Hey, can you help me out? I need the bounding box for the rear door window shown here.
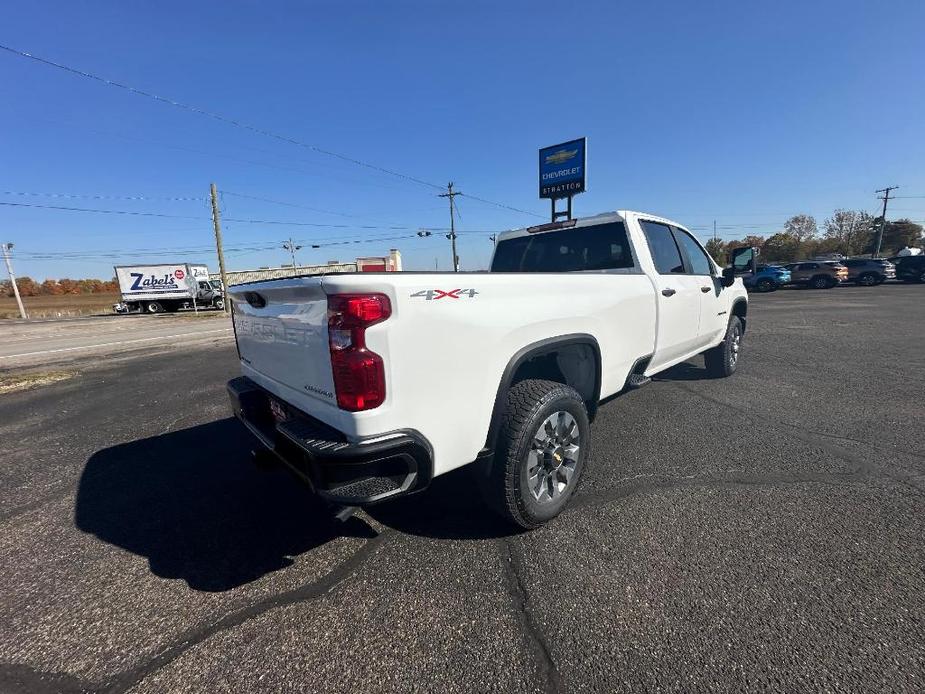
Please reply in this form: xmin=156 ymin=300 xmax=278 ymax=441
xmin=640 ymin=220 xmax=685 ymax=274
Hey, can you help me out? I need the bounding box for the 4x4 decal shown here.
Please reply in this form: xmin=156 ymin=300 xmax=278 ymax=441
xmin=410 ymin=288 xmax=479 ymax=300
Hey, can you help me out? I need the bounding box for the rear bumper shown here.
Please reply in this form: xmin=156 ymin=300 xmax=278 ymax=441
xmin=227 ymin=376 xmax=433 ymax=505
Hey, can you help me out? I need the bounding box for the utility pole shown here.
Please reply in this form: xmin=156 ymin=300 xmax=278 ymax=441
xmin=209 ymin=183 xmax=230 ymax=312
xmin=282 ymin=237 xmax=302 ymax=268
xmin=438 ymin=182 xmax=460 ymax=272
xmin=873 ymin=186 xmax=899 ymax=258
xmin=713 ymin=220 xmax=717 ymax=244
xmin=1 ymin=242 xmax=27 ymax=319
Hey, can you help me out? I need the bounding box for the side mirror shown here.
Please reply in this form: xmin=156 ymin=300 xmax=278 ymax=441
xmin=721 ymin=267 xmax=736 ymax=287
xmin=730 ymin=246 xmax=757 ymax=273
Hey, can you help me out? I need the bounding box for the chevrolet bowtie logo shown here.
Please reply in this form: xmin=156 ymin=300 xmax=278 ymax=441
xmin=545 ymin=148 xmax=578 ymax=165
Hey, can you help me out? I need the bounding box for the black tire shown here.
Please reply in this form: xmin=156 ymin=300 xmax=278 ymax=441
xmin=214 ymin=298 xmax=225 ymax=311
xmin=857 ymin=272 xmax=878 ymax=287
xmin=755 ymin=278 xmax=776 ymax=293
xmin=704 ymin=315 xmax=743 ymax=378
xmin=484 ymin=379 xmax=590 ymax=529
xmin=811 ymin=275 xmax=833 ymax=289
xmin=144 ymin=301 xmax=164 ymax=314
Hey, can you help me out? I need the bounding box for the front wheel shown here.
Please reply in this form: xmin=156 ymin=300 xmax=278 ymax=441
xmin=214 ymin=298 xmax=225 ymax=311
xmin=704 ymin=315 xmax=743 ymax=378
xmin=144 ymin=301 xmax=164 ymax=314
xmin=811 ymin=275 xmax=833 ymax=289
xmin=857 ymin=272 xmax=878 ymax=286
xmin=484 ymin=379 xmax=590 ymax=529
xmin=755 ymin=278 xmax=776 ymax=292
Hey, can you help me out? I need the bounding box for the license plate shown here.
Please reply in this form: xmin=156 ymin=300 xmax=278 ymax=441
xmin=269 ymin=398 xmax=289 ymax=423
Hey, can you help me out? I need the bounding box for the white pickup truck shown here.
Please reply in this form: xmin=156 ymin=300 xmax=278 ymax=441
xmin=226 ymin=211 xmax=750 ymax=527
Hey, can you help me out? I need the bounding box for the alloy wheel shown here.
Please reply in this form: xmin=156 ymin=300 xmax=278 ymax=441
xmin=526 ymin=411 xmax=580 ymax=504
xmin=729 ymin=325 xmax=741 ymax=367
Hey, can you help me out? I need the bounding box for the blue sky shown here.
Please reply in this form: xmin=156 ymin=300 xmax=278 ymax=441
xmin=2 ymin=0 xmax=924 ymax=280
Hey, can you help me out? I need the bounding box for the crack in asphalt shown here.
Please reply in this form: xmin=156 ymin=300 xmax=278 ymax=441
xmin=499 ymin=538 xmax=563 ymax=694
xmin=667 ymin=381 xmax=925 ymax=495
xmin=92 ymin=529 xmax=392 ymax=694
xmin=571 ymin=469 xmax=870 ymax=512
xmin=0 ymin=662 xmax=95 ymax=694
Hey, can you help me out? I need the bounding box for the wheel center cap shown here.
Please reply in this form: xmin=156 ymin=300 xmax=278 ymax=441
xmin=545 ymin=447 xmax=566 ymax=471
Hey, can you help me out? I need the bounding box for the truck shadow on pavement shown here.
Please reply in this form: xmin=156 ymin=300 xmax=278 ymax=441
xmin=75 ymin=418 xmax=376 ymax=593
xmin=367 ymin=467 xmax=519 ymax=541
xmin=651 ymin=361 xmax=714 ymax=382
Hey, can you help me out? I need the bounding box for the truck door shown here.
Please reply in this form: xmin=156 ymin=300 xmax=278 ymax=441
xmin=639 ymin=220 xmax=702 ymax=370
xmin=672 ymin=227 xmax=727 ymax=347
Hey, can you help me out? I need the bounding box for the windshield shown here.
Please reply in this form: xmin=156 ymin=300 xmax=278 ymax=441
xmin=210 ymin=280 xmax=223 ymax=290
xmin=490 ymin=222 xmax=633 ymax=272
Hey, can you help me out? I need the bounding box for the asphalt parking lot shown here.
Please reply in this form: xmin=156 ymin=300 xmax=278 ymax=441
xmin=1 ymin=283 xmax=923 ymax=693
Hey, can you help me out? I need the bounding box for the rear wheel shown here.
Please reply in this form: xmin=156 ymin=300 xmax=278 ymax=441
xmin=811 ymin=275 xmax=833 ymax=289
xmin=484 ymin=379 xmax=590 ymax=529
xmin=705 ymin=315 xmax=743 ymax=378
xmin=144 ymin=301 xmax=164 ymax=314
xmin=858 ymin=272 xmax=878 ymax=286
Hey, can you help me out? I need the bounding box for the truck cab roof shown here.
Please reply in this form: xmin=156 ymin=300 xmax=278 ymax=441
xmin=495 ymin=210 xmax=691 ymax=244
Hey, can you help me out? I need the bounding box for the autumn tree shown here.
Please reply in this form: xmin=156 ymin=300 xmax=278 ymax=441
xmin=866 ymin=218 xmax=925 ymax=256
xmin=57 ymin=279 xmax=80 ymax=294
xmin=822 ymin=210 xmax=874 ymax=257
xmin=704 ymin=238 xmax=728 ymax=265
xmin=761 ymin=233 xmax=801 ymax=262
xmin=40 ymin=279 xmax=63 ymax=295
xmin=783 ymin=214 xmax=818 ymax=241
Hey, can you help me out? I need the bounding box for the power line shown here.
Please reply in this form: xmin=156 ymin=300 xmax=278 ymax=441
xmin=0 ymin=200 xmax=204 ymax=220
xmin=0 ymin=43 xmax=444 ymax=190
xmin=0 ymin=199 xmax=509 ymax=234
xmin=0 ymin=44 xmax=547 ymax=220
xmin=460 ymin=193 xmax=544 ymax=219
xmin=0 ymin=190 xmax=205 ymax=202
xmin=220 ymin=190 xmax=374 ymax=220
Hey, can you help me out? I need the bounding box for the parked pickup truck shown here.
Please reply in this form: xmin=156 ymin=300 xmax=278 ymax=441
xmin=226 ymin=211 xmax=750 ymax=528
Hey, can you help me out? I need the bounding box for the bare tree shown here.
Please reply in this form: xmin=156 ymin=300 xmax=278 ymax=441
xmin=783 ymin=214 xmax=818 ymax=241
xmin=823 ymin=210 xmax=874 ymax=257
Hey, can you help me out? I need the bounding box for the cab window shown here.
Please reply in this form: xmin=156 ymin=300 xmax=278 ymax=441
xmin=640 ymin=220 xmax=684 ymax=274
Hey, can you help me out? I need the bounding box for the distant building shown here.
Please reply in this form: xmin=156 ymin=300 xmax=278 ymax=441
xmin=357 ymin=249 xmax=402 ymax=272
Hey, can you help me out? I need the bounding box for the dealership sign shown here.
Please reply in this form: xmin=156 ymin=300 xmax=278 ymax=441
xmin=539 ymin=137 xmax=587 ymax=200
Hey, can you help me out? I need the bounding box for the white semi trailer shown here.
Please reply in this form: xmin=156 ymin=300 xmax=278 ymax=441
xmin=113 ymin=263 xmax=225 ymax=314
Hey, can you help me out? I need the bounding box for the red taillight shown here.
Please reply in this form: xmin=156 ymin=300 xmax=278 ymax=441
xmin=327 ymin=293 xmax=391 ymax=411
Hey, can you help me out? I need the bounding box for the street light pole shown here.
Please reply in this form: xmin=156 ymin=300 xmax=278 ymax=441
xmin=1 ymin=242 xmax=27 ymax=320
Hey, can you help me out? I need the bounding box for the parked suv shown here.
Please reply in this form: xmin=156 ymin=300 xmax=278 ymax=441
xmin=842 ymin=258 xmax=896 ymax=285
xmin=743 ymin=264 xmax=791 ymax=292
xmin=894 ymin=255 xmax=925 ymax=283
xmin=784 ymin=261 xmax=848 ymax=289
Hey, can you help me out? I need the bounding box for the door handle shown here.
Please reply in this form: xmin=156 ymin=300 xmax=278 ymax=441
xmin=661 ymin=288 xmax=676 ymax=297
xmin=701 ymin=286 xmax=712 ymax=293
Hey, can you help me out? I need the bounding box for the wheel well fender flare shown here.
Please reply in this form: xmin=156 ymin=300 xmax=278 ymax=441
xmin=730 ymin=298 xmax=748 ymax=332
xmin=481 ymin=334 xmax=602 ymax=456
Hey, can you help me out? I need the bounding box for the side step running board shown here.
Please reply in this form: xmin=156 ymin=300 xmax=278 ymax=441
xmin=626 ymin=373 xmax=651 ymax=389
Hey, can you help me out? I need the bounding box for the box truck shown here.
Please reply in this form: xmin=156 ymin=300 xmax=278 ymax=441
xmin=113 ymin=263 xmax=225 ymax=314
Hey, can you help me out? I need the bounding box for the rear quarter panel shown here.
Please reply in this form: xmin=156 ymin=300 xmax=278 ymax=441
xmin=320 ymin=272 xmax=656 ymax=476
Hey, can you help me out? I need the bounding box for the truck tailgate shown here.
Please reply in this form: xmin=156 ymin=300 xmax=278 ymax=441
xmin=228 ymin=278 xmax=337 ymax=407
